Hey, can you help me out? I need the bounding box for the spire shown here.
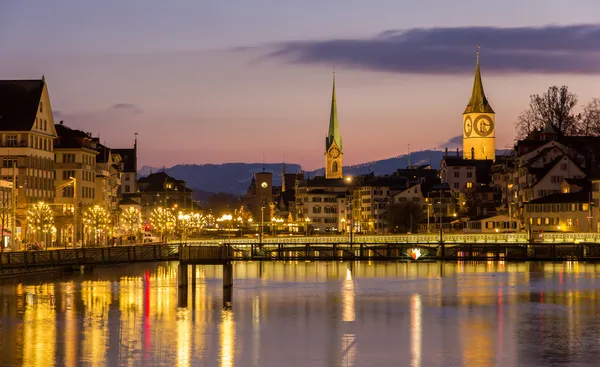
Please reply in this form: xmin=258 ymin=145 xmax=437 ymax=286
xmin=464 ymin=46 xmax=494 ymax=114
xmin=325 ymin=70 xmax=342 ymax=152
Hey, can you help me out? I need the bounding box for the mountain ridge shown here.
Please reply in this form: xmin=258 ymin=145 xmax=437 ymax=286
xmin=138 ymin=150 xmax=509 ymax=196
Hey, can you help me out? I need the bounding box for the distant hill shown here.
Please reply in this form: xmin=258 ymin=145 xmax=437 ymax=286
xmin=138 ymin=150 xmax=508 ymax=196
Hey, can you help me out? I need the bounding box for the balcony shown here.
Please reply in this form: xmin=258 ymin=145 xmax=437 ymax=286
xmin=96 ymin=167 xmax=110 ymax=177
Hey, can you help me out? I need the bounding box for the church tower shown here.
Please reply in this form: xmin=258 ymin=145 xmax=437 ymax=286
xmin=463 ymin=48 xmax=495 ymax=161
xmin=325 ymin=72 xmax=343 ymax=179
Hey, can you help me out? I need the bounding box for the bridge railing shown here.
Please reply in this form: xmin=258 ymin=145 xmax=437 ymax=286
xmin=176 ymin=232 xmax=531 ymax=245
xmin=536 ymin=232 xmax=600 ymax=243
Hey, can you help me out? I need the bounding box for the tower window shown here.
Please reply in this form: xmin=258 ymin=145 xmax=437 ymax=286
xmin=332 ymin=161 xmax=338 ymax=172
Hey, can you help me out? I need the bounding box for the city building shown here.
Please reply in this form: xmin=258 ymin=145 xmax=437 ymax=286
xmin=113 ymin=136 xmax=138 ymax=197
xmin=0 ymin=78 xmax=58 ymax=244
xmin=137 ymin=171 xmax=196 ymax=219
xmin=462 ymin=50 xmax=496 ymax=161
xmin=351 ymin=174 xmax=408 ymax=234
xmin=325 ymin=73 xmax=343 ymax=179
xmin=295 ymin=176 xmax=351 ymax=233
xmin=53 ymin=122 xmax=99 ymax=246
xmin=524 ymin=190 xmax=592 ymax=233
xmin=463 ymin=214 xmax=521 ymax=233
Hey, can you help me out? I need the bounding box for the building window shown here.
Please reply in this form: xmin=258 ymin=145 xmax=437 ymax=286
xmin=63 ymin=170 xmax=75 ymax=180
xmin=63 ymin=186 xmax=74 ymax=197
xmin=454 ymin=172 xmax=459 ymax=178
xmin=466 ymin=182 xmax=473 ymax=189
xmin=1 ymin=158 xmax=16 ymax=168
xmin=39 ymin=102 xmax=43 ymax=113
xmin=453 ymin=183 xmax=459 ymax=189
xmin=125 ymin=185 xmax=130 ymax=192
xmin=467 ymin=172 xmax=473 ymax=178
xmin=6 ymin=135 xmax=17 ymax=147
xmin=44 ymin=120 xmax=47 ymax=130
xmin=64 ymin=154 xmax=75 ymax=163
xmin=332 ymin=161 xmax=338 ymax=172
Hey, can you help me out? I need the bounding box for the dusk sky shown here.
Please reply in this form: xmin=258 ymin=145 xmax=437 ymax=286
xmin=2 ymin=1 xmax=600 ymax=170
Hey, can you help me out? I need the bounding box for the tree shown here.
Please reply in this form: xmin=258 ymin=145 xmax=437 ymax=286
xmin=206 ymin=192 xmax=239 ymax=216
xmin=84 ymin=206 xmax=110 ymax=246
xmin=27 ymin=202 xmax=54 ymax=249
xmin=579 ymin=98 xmax=600 ymax=136
xmin=515 ymin=85 xmax=580 ymax=138
xmin=150 ymin=207 xmax=175 ymax=241
xmin=121 ymin=207 xmax=142 ymax=242
xmin=386 ymin=202 xmax=422 ymax=234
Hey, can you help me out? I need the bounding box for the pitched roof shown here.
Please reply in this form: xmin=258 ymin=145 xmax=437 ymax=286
xmin=528 ymin=190 xmax=590 ymax=204
xmin=0 ymin=79 xmax=44 ymax=131
xmin=138 ymin=171 xmax=194 ymax=193
xmin=112 ymin=148 xmax=136 ymax=172
xmin=463 ymin=53 xmax=494 ymax=114
xmin=54 ymin=123 xmax=96 ymax=150
xmin=325 ymin=73 xmax=342 ymax=152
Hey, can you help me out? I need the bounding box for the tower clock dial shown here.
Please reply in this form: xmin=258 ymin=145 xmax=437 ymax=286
xmin=329 ymin=147 xmax=341 ymax=158
xmin=464 ymin=116 xmax=473 ymax=137
xmin=473 ymin=115 xmax=494 ymax=137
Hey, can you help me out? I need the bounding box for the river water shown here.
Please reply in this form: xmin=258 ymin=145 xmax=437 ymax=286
xmin=1 ymin=261 xmax=600 ymax=366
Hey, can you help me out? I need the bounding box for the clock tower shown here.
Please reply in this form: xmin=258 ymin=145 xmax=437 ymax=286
xmin=463 ymin=49 xmax=495 ymax=161
xmin=325 ymin=72 xmax=343 ymax=179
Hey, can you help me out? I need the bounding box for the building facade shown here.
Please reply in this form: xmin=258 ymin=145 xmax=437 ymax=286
xmin=0 ymin=78 xmax=58 ymax=245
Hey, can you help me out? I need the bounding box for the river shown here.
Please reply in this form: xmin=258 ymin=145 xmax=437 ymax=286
xmin=1 ymin=261 xmax=600 ymax=366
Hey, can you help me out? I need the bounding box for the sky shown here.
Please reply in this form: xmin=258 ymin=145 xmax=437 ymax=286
xmin=2 ymin=0 xmax=600 ymax=170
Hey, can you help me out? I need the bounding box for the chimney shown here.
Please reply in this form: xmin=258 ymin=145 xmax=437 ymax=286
xmin=456 ymin=148 xmax=459 ymax=157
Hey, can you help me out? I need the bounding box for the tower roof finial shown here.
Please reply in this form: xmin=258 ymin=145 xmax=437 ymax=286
xmin=464 ymin=45 xmax=494 ymax=114
xmin=325 ymin=70 xmax=342 ymax=153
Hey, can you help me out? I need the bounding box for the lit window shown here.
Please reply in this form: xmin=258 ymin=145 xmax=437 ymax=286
xmin=466 ymin=182 xmax=473 ymax=189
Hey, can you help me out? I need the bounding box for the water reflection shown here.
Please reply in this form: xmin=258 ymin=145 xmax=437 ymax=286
xmin=342 ymin=268 xmax=355 ymax=322
xmin=2 ymin=261 xmax=600 ymax=366
xmin=410 ymin=294 xmax=422 ymax=367
xmin=220 ymin=309 xmax=235 ymax=367
xmin=22 ymin=284 xmax=56 ymax=367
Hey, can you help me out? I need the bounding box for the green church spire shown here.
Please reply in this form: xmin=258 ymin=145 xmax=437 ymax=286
xmin=464 ymin=47 xmax=494 ymax=114
xmin=325 ymin=71 xmax=342 ymax=152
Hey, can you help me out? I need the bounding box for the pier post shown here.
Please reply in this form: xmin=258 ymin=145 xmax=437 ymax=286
xmin=178 ymin=263 xmax=189 ymax=307
xmin=191 ymin=265 xmax=196 ymax=288
xmin=223 ymin=263 xmax=233 ymax=309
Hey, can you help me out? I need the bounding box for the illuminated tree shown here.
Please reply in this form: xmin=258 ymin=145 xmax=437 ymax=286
xmin=121 ymin=207 xmax=142 ymax=241
xmin=150 ymin=207 xmax=175 ymax=241
xmin=84 ymin=205 xmax=110 ymax=246
xmin=27 ymin=202 xmax=54 ymax=248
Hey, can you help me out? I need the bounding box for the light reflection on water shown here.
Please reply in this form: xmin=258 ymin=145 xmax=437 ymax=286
xmin=1 ymin=261 xmax=600 ymax=366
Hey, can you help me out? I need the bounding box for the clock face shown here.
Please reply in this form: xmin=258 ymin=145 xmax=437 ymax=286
xmin=473 ymin=115 xmax=494 ymax=137
xmin=260 ymin=182 xmax=268 ymax=189
xmin=464 ymin=116 xmax=473 ymax=137
xmin=329 ymin=147 xmax=340 ymax=158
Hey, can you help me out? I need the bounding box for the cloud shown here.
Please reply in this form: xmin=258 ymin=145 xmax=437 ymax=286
xmin=110 ymin=103 xmax=142 ymax=114
xmin=439 ymin=135 xmax=462 ymax=149
xmin=264 ymin=24 xmax=600 ymax=74
xmin=54 ymin=103 xmax=142 ymax=123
